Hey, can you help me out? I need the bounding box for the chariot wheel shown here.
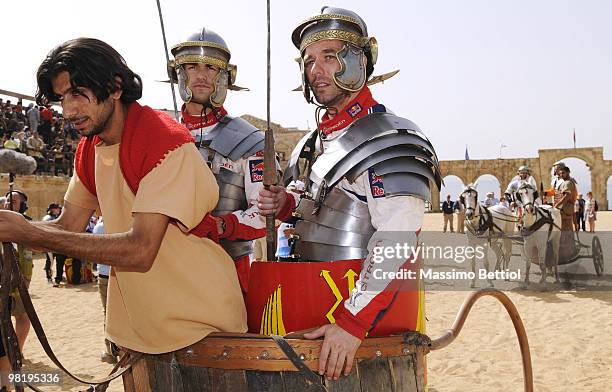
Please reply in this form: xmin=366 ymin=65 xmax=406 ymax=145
xmin=592 ymin=236 xmax=604 ymax=276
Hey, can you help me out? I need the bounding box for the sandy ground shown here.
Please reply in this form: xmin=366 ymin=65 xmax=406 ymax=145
xmin=13 ymin=212 xmax=612 ymax=391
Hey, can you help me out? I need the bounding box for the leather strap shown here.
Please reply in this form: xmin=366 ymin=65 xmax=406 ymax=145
xmin=270 ymin=334 xmax=326 ymax=391
xmin=0 ymin=243 xmax=24 ymax=392
xmin=1 ymin=243 xmax=142 ymax=390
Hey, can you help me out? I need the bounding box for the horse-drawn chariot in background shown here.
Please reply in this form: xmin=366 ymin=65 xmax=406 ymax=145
xmin=459 ymin=183 xmax=604 ymax=287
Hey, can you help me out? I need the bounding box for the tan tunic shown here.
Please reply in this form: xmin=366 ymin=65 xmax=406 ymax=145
xmin=65 ymin=142 xmax=247 ymax=354
xmin=558 ymin=179 xmax=578 ymax=217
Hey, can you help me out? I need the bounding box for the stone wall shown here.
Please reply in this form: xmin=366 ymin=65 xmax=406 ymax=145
xmin=0 ymin=174 xmax=70 ymax=220
xmin=241 ymin=115 xmax=309 ymax=169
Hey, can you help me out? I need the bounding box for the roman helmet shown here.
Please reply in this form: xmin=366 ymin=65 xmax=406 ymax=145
xmin=168 ymin=27 xmax=238 ymax=107
xmin=291 ymin=6 xmax=379 ymax=103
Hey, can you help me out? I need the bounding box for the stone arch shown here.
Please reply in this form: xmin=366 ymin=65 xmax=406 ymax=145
xmin=548 ymin=157 xmax=592 ymax=195
xmin=441 ymin=175 xmax=466 ymax=202
xmin=537 ymin=148 xmax=603 ymax=206
xmin=474 ymin=173 xmax=501 ymax=202
xmin=433 ymin=163 xmax=471 ymax=212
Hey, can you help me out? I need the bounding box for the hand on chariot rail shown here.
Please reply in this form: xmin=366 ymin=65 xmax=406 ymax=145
xmin=303 ymin=324 xmax=362 ymax=381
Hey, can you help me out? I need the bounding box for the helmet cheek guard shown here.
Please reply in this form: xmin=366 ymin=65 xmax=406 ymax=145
xmin=210 ymin=68 xmax=229 ymax=107
xmin=176 ymin=65 xmax=193 ymax=104
xmin=174 ymin=63 xmax=236 ymax=107
xmin=334 ymin=43 xmax=367 ymax=92
xmin=298 ymin=58 xmax=311 ymax=103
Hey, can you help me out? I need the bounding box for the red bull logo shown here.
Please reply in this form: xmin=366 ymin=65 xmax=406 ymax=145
xmin=347 ymin=102 xmax=363 ymax=118
xmin=369 ymin=168 xmax=385 ymax=198
xmin=249 ymin=159 xmax=264 ymax=182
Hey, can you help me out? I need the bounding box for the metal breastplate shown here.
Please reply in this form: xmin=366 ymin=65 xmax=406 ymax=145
xmin=284 ymin=112 xmax=442 ymax=203
xmin=285 ymin=111 xmax=443 ymax=262
xmin=211 ymin=167 xmax=253 ymax=259
xmin=292 ymin=187 xmax=375 ymax=261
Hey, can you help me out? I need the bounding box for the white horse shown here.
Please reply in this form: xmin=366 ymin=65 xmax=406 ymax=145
xmin=515 ymin=183 xmax=562 ymax=286
xmin=460 ymin=185 xmax=515 ymax=288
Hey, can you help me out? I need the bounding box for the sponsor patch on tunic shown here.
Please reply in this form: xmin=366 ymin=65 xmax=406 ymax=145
xmin=368 ymin=168 xmax=385 ymax=198
xmin=249 ymin=159 xmax=264 ymax=182
xmin=346 ymin=102 xmax=363 ymax=118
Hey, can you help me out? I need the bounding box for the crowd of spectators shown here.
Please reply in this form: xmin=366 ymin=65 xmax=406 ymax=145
xmin=0 ymin=97 xmax=79 ymax=176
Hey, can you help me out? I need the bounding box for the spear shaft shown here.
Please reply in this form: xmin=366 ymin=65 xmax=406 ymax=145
xmin=263 ymin=0 xmax=277 ymax=260
xmin=155 ymin=0 xmax=179 ymax=122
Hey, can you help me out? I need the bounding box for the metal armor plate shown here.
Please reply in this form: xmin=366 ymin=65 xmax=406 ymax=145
xmin=211 ymin=167 xmax=253 ymax=259
xmin=292 ymin=187 xmax=375 ymax=261
xmin=202 ymin=116 xmax=264 ymax=161
xmin=285 ymin=112 xmax=442 ymax=202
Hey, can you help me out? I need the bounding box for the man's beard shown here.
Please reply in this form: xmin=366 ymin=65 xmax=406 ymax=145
xmin=85 ymin=101 xmax=115 ymax=139
xmin=187 ymin=92 xmax=214 ymax=112
xmin=189 ymin=92 xmax=212 ymax=106
xmin=312 ymin=82 xmax=349 ymax=108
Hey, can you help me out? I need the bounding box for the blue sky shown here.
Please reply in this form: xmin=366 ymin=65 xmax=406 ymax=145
xmin=2 ymin=0 xmax=611 ymax=202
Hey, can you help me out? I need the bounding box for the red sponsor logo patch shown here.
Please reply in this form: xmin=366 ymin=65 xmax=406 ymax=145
xmin=249 ymin=159 xmax=264 ymax=182
xmin=369 ymin=168 xmax=385 ymax=198
xmin=347 ymin=103 xmax=363 ymax=118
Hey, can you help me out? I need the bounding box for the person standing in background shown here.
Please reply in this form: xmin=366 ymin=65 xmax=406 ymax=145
xmin=500 ymin=196 xmax=510 ymax=208
xmin=574 ymin=193 xmax=585 ymax=232
xmin=275 ymin=222 xmax=295 ymax=261
xmin=442 ymin=195 xmax=455 ymax=233
xmin=484 ymin=192 xmax=499 ymax=207
xmin=584 ymin=192 xmax=597 ymax=233
xmin=26 ymin=104 xmax=40 ymax=133
xmin=42 ymin=203 xmax=63 ymax=283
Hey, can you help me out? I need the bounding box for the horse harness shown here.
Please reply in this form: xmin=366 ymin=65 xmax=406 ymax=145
xmin=520 ymin=204 xmax=559 ymax=242
xmin=465 ymin=204 xmax=509 ymax=242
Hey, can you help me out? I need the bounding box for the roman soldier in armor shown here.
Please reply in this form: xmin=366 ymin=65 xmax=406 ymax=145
xmin=505 ymin=166 xmax=537 ymax=205
xmin=169 ymin=28 xmax=266 ymax=293
xmin=257 ymin=7 xmax=442 ymax=380
xmin=505 ymin=166 xmax=538 ymax=223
